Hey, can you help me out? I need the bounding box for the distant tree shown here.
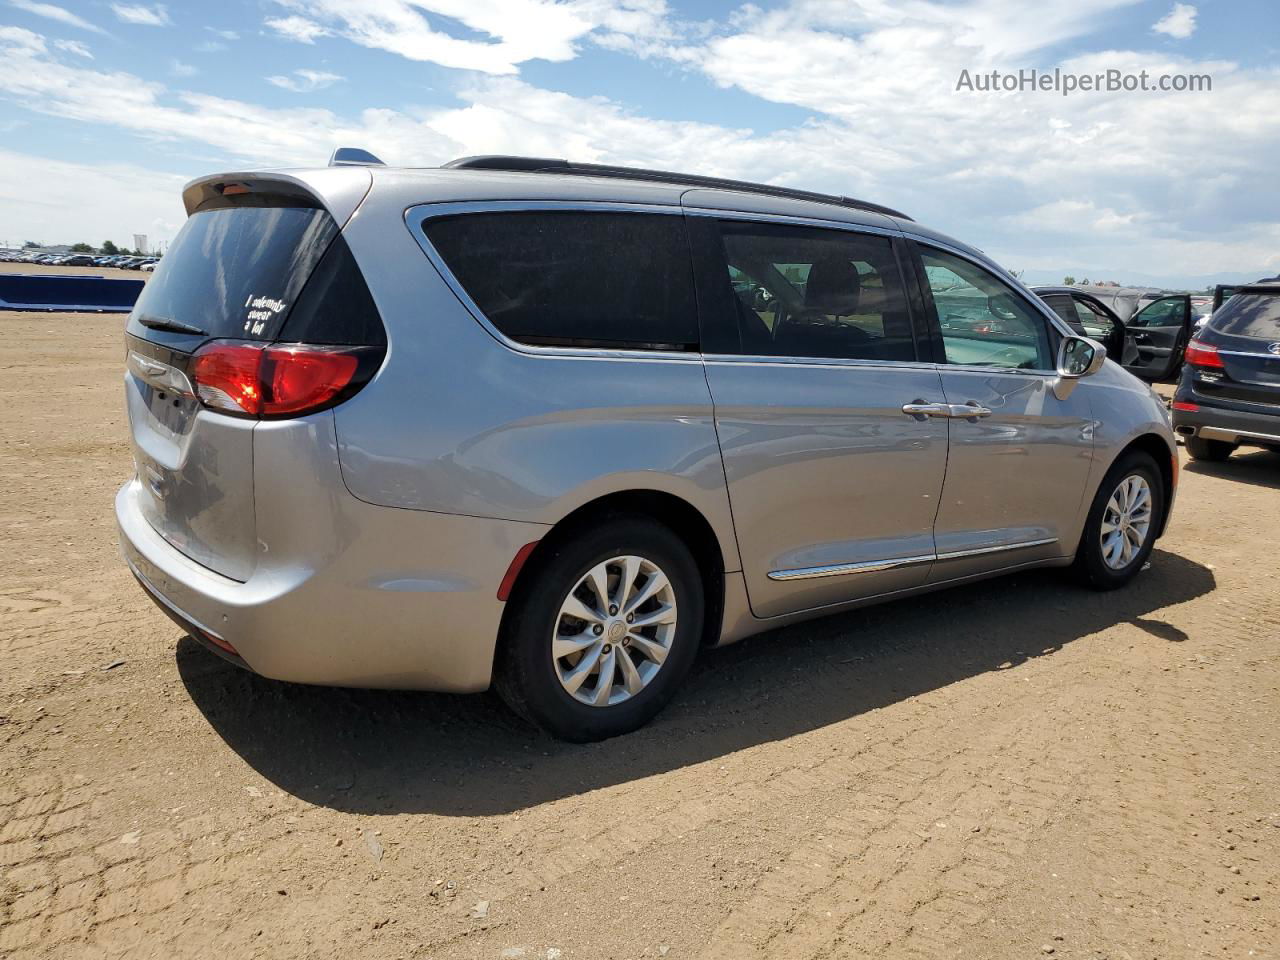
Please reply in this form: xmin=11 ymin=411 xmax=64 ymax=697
xmin=1063 ymin=275 xmax=1076 ymax=285
xmin=70 ymin=242 xmax=94 ymax=253
xmin=1079 ymin=277 xmax=1090 ymax=285
xmin=101 ymin=240 xmax=119 ymax=255
xmin=22 ymin=240 xmax=39 ymax=249
xmin=1009 ymin=268 xmax=1025 ymax=280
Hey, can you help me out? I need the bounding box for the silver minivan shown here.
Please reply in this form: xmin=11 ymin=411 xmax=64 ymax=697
xmin=117 ymin=154 xmax=1178 ymax=740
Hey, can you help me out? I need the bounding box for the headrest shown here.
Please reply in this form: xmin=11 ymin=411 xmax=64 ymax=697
xmin=805 ymin=256 xmax=861 ymax=314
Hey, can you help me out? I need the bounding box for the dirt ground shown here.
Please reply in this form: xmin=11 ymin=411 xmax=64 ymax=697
xmin=1 ymin=310 xmax=1277 ymax=960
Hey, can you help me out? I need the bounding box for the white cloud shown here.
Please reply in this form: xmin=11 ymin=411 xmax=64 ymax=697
xmin=0 ymin=4 xmax=1277 ymax=281
xmin=1152 ymin=3 xmax=1197 ymax=39
xmin=205 ymin=26 xmax=239 ymax=40
xmin=195 ymin=40 xmax=226 ymax=52
xmin=0 ymin=148 xmax=186 ymax=246
xmin=111 ymin=3 xmax=171 ymax=26
xmin=263 ymin=0 xmax=680 ymax=74
xmin=265 ymin=14 xmax=331 ymax=44
xmin=266 ymin=68 xmax=342 ymax=92
xmin=9 ymin=0 xmax=105 ymax=34
xmin=52 ymin=37 xmax=92 ymax=57
xmin=169 ymin=59 xmax=197 ymax=77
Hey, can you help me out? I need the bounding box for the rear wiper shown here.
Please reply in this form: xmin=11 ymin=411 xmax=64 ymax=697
xmin=137 ymin=314 xmax=207 ymax=336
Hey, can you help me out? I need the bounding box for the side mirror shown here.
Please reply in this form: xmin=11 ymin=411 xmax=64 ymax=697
xmin=1058 ymin=335 xmax=1106 ymax=378
xmin=1053 ymin=336 xmax=1106 ymax=400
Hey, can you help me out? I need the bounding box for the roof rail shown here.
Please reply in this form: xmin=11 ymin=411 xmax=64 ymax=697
xmin=441 ymin=155 xmax=912 ymax=221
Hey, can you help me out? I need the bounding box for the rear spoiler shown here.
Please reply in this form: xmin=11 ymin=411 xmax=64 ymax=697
xmin=180 ymin=168 xmax=373 ymax=229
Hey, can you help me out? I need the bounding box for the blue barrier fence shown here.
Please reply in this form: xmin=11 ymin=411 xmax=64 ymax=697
xmin=0 ymin=274 xmax=145 ymax=313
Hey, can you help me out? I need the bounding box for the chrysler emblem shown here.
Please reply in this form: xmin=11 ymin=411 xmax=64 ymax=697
xmin=1269 ymin=342 xmax=1280 ymax=356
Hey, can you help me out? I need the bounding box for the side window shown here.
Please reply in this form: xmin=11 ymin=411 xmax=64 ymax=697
xmin=919 ymin=248 xmax=1052 ymax=370
xmin=1128 ymin=296 xmax=1185 ymax=328
xmin=422 ymin=211 xmax=698 ymax=350
xmin=717 ymin=222 xmax=916 ymax=362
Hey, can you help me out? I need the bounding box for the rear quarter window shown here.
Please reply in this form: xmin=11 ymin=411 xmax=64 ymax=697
xmin=423 ymin=211 xmax=699 ymax=351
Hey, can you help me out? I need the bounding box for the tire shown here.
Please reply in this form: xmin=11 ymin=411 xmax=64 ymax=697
xmin=1185 ymin=436 xmax=1235 ymax=462
xmin=493 ymin=515 xmax=704 ymax=742
xmin=1073 ymin=451 xmax=1165 ymax=590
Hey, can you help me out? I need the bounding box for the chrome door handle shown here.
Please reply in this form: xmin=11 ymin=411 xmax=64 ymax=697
xmin=902 ymin=402 xmax=952 ymax=418
xmin=902 ymin=401 xmax=992 ymax=420
xmin=950 ymin=402 xmax=992 ymax=419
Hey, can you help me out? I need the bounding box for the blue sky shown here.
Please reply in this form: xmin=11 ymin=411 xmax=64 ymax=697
xmin=1 ymin=0 xmax=1277 ymax=285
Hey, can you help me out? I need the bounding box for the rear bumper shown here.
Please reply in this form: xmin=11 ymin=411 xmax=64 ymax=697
xmin=1172 ymin=400 xmax=1280 ymax=448
xmin=117 ymin=475 xmax=548 ymax=692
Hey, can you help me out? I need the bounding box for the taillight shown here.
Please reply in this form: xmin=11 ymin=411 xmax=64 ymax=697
xmin=264 ymin=346 xmax=360 ymax=416
xmin=1184 ymin=340 xmax=1224 ymax=369
xmin=190 ymin=340 xmax=378 ymax=418
xmin=191 ymin=342 xmax=264 ymax=415
xmin=1172 ymin=400 xmax=1199 ymax=412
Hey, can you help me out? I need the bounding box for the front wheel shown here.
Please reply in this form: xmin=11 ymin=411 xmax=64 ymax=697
xmin=494 ymin=516 xmax=704 ymax=742
xmin=1074 ymin=452 xmax=1164 ymax=590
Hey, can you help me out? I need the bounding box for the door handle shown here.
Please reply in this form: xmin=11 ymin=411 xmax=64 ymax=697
xmin=902 ymin=401 xmax=952 ymax=419
xmin=952 ymin=401 xmax=992 ymax=420
xmin=902 ymin=401 xmax=992 ymax=420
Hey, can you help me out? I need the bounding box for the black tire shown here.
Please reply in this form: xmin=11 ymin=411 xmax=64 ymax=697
xmin=1073 ymin=451 xmax=1165 ymax=590
xmin=493 ymin=515 xmax=704 ymax=742
xmin=1185 ymin=436 xmax=1235 ymax=462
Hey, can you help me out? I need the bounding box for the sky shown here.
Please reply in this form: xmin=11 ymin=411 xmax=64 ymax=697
xmin=0 ymin=0 xmax=1277 ymax=286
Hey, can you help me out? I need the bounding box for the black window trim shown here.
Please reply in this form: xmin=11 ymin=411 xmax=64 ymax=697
xmin=687 ymin=210 xmax=936 ymax=370
xmin=408 ymin=199 xmax=706 ymax=362
xmin=906 ymin=237 xmax=1074 ymax=377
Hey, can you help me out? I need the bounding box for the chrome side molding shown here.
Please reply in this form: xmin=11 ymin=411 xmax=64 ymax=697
xmin=767 ymin=554 xmax=935 ymax=581
xmin=767 ymin=537 xmax=1059 ymax=581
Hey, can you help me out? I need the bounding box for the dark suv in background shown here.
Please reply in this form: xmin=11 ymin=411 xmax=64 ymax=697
xmin=1173 ymin=281 xmax=1280 ymax=460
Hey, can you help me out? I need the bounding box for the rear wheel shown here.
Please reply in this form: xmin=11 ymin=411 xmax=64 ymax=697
xmin=494 ymin=516 xmax=704 ymax=742
xmin=1185 ymin=436 xmax=1235 ymax=462
xmin=1074 ymin=451 xmax=1164 ymax=590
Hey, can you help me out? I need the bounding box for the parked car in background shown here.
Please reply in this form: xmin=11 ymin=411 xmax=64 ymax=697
xmin=1033 ymin=286 xmax=1196 ymax=379
xmin=116 ymin=155 xmax=1178 ymax=740
xmin=61 ymin=254 xmax=95 ymax=267
xmin=1211 ymin=284 xmax=1241 ymax=317
xmin=1032 ymin=286 xmax=1132 ymax=365
xmin=1173 ymin=280 xmax=1280 ymax=461
xmin=1116 ymin=293 xmax=1196 ymax=380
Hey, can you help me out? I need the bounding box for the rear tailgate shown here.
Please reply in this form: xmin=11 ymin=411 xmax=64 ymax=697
xmin=122 ymin=172 xmax=370 ymax=581
xmin=1195 ymin=290 xmax=1280 ymax=412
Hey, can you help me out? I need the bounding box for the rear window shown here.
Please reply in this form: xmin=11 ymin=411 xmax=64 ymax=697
xmin=1212 ymin=293 xmax=1280 ymax=339
xmin=423 ymin=211 xmax=699 ymax=351
xmin=131 ymin=205 xmax=335 ymax=342
xmin=128 ymin=203 xmax=384 ymax=347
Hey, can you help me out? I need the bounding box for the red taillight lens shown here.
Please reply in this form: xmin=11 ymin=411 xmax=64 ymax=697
xmin=191 ymin=342 xmax=264 ymax=415
xmin=264 ymin=346 xmax=360 ymax=416
xmin=1184 ymin=340 xmax=1224 ymax=369
xmin=190 ymin=341 xmax=372 ymax=418
xmin=1172 ymin=400 xmax=1199 ymax=412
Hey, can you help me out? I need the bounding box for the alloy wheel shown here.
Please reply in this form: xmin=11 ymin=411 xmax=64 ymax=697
xmin=1100 ymin=474 xmax=1153 ymax=570
xmin=551 ymin=555 xmax=677 ymax=707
